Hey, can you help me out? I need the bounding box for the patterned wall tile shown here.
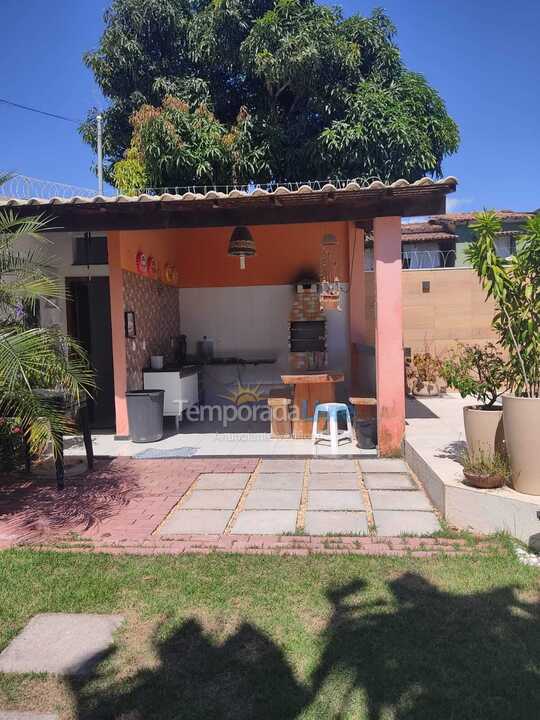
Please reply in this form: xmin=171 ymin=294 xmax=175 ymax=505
xmin=123 ymin=271 xmax=180 ymax=390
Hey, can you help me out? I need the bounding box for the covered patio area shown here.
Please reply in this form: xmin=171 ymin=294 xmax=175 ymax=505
xmin=3 ymin=176 xmax=457 ymax=459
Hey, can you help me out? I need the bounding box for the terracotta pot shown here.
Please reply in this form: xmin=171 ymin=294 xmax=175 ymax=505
xmin=463 ymin=405 xmax=505 ymax=460
xmin=502 ymin=394 xmax=540 ymax=495
xmin=463 ymin=470 xmax=505 ymax=489
xmin=413 ymin=381 xmax=440 ymax=397
xmin=319 ymin=293 xmax=340 ymax=311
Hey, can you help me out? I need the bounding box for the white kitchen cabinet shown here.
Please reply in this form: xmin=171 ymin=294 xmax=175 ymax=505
xmin=143 ymin=369 xmax=199 ymax=431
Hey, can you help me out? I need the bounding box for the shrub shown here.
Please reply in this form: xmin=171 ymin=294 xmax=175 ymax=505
xmin=0 ymin=418 xmax=24 ymax=472
xmin=441 ymin=343 xmax=509 ymax=408
xmin=406 ymin=352 xmax=442 ymax=394
xmin=466 ymin=212 xmax=540 ymax=398
xmin=462 ymin=448 xmax=510 ymax=480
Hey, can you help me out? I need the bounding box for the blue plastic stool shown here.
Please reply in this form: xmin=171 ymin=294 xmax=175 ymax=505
xmin=312 ymin=402 xmax=353 ymax=453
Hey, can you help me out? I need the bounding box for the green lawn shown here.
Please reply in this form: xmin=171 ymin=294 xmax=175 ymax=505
xmin=0 ymin=545 xmax=538 ymax=719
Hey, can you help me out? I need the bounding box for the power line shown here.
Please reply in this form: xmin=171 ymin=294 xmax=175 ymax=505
xmin=0 ymin=97 xmax=83 ymax=124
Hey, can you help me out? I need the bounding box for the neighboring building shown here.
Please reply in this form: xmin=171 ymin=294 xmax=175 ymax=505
xmin=362 ymin=210 xmax=535 ymax=356
xmin=400 ymin=211 xmax=534 ymax=355
xmin=401 ymin=221 xmax=458 ymax=269
xmin=401 ymin=211 xmax=534 ymax=269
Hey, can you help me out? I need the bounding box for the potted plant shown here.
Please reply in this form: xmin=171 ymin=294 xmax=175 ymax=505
xmin=441 ymin=343 xmax=508 ymax=459
xmin=467 ymin=212 xmax=540 ymax=495
xmin=406 ymin=352 xmax=442 ymax=397
xmin=462 ymin=449 xmax=509 ymax=489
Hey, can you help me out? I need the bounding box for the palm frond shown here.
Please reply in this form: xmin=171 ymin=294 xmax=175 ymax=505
xmin=0 ymin=209 xmax=96 ymax=462
xmin=0 ymin=210 xmax=56 ymax=250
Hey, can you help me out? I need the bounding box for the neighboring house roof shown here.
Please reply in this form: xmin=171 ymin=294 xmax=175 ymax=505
xmin=432 ymin=211 xmax=533 ymax=223
xmin=401 ymin=222 xmax=458 ymax=243
xmin=401 ymin=209 xmax=535 ymax=245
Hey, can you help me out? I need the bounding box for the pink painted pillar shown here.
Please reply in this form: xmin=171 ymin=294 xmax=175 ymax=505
xmin=374 ymin=216 xmax=405 ymax=456
xmin=107 ymin=231 xmax=129 ymax=437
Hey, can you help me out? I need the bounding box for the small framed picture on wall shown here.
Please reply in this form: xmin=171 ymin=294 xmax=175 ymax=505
xmin=124 ymin=311 xmax=136 ymax=338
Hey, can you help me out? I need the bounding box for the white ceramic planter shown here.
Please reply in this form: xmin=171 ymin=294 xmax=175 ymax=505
xmin=463 ymin=406 xmax=504 ymax=460
xmin=502 ymin=394 xmax=540 ymax=495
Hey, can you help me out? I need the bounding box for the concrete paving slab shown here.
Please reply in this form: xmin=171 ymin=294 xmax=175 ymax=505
xmin=195 ymin=473 xmax=250 ymax=490
xmin=259 ymin=459 xmax=306 ymax=473
xmin=308 ymin=474 xmax=358 ymax=491
xmin=364 ymin=473 xmax=414 ymax=490
xmin=182 ymin=489 xmax=243 ymax=510
xmin=253 ymin=473 xmax=303 ymax=491
xmin=310 ymin=459 xmax=357 ymax=474
xmin=373 ymin=510 xmax=440 ymax=536
xmin=231 ymin=510 xmax=298 ymax=534
xmin=159 ymin=509 xmax=232 ymax=534
xmin=244 ymin=490 xmax=301 ymax=510
xmin=304 ymin=511 xmax=368 ymax=535
xmin=307 ymin=491 xmax=365 ymax=511
xmin=359 ymin=459 xmax=409 ymax=473
xmin=0 ymin=714 xmax=58 ymax=720
xmin=0 ymin=613 xmax=124 ymax=676
xmin=370 ymin=490 xmax=433 ymax=511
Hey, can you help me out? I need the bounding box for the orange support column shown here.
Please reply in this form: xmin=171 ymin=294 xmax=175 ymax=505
xmin=348 ymin=222 xmax=366 ymax=345
xmin=107 ymin=231 xmax=129 ymax=438
xmin=348 ymin=222 xmax=366 ymax=397
xmin=374 ymin=216 xmax=405 ymax=456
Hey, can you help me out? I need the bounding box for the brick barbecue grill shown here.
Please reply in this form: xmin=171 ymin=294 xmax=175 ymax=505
xmin=288 ymin=282 xmax=327 ymax=371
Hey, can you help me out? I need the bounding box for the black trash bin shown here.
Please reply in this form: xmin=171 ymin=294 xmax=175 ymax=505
xmin=126 ymin=390 xmax=164 ymax=443
xmin=355 ymin=418 xmax=378 ymax=450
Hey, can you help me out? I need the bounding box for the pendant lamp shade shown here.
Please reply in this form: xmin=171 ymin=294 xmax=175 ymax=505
xmin=228 ymin=226 xmax=256 ymax=257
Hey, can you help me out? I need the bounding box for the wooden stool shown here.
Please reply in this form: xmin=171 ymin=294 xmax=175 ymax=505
xmin=267 ymin=387 xmax=293 ymax=438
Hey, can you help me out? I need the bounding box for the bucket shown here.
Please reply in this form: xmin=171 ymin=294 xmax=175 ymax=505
xmin=355 ymin=419 xmax=378 ymax=450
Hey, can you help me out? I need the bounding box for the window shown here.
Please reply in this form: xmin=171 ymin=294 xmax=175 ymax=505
xmin=494 ymin=234 xmax=516 ymax=260
xmin=72 ymin=234 xmax=108 ymax=266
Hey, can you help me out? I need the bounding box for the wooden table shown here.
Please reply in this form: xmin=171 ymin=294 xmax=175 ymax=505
xmin=281 ymin=372 xmax=345 ymax=439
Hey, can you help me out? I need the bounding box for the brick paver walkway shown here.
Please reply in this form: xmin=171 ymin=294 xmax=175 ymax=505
xmin=0 ymin=458 xmax=492 ymax=557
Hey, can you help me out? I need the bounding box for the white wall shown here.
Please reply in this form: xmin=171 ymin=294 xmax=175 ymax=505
xmin=326 ymin=283 xmax=351 ymax=398
xmin=179 ymin=284 xmax=351 ymax=396
xmin=16 ymin=231 xmax=109 ymax=331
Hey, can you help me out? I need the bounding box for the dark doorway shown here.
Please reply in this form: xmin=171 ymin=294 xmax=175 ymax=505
xmin=66 ymin=277 xmax=115 ymax=428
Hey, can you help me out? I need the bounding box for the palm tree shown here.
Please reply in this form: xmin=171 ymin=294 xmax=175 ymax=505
xmin=0 ymin=208 xmax=95 ymax=462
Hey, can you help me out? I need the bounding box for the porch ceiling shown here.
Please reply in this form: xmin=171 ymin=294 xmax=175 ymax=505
xmin=0 ymin=176 xmax=457 ymax=232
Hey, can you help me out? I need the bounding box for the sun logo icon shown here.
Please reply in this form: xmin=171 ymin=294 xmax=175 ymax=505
xmin=220 ymin=382 xmax=264 ymax=406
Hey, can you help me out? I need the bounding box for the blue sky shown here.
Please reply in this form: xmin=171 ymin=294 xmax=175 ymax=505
xmin=1 ymin=0 xmax=539 ymax=210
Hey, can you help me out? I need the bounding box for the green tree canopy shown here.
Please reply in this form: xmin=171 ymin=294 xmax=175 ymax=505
xmin=83 ymin=0 xmax=459 ymax=189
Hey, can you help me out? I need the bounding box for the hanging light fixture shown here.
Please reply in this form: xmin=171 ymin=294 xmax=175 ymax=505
xmin=228 ymin=226 xmax=256 ymax=270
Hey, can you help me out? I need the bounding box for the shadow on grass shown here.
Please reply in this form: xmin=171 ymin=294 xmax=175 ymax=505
xmin=68 ymin=572 xmax=540 ymax=720
xmin=312 ymin=575 xmax=539 ymax=719
xmin=71 ymin=619 xmax=310 ymax=720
